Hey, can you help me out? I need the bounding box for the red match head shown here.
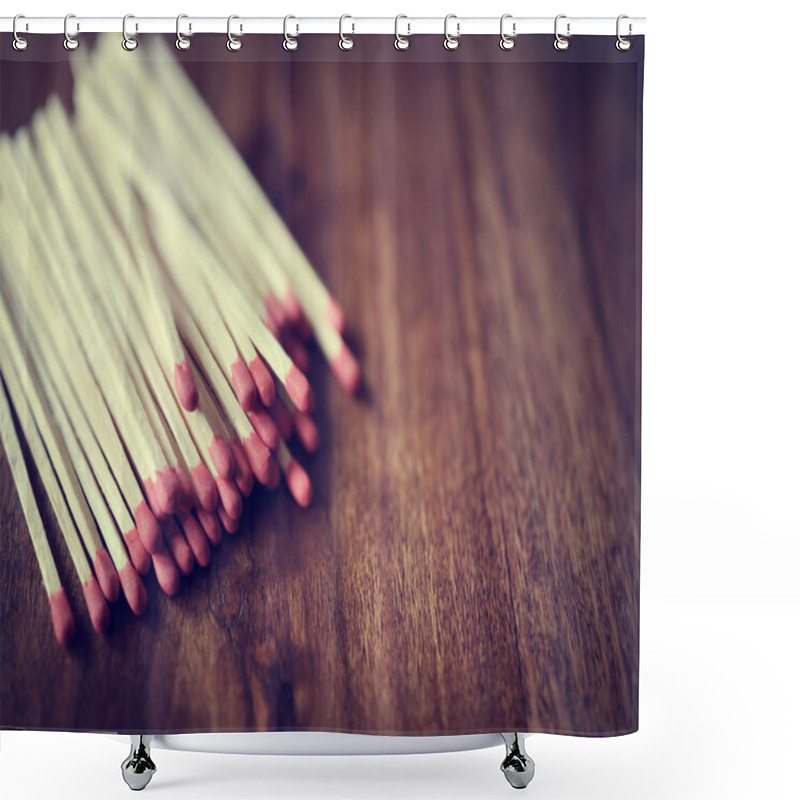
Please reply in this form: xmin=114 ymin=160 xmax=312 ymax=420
xmin=174 ymin=359 xmax=199 ymax=411
xmin=196 ymin=507 xmax=223 ymax=546
xmin=229 ymin=439 xmax=255 ymax=498
xmin=123 ymin=528 xmax=151 ymax=576
xmin=93 ymin=549 xmax=120 ymax=604
xmin=231 ymin=356 xmax=258 ymax=412
xmin=48 ymin=589 xmax=75 ymax=647
xmin=82 ymin=576 xmax=110 ymax=633
xmin=249 ymin=355 xmax=275 ymax=407
xmin=209 ymin=435 xmax=235 ymax=481
xmin=119 ymin=563 xmax=148 ymax=617
xmin=216 ymin=476 xmax=243 ymax=520
xmin=191 ymin=462 xmax=219 ymax=513
xmin=248 ymin=407 xmax=279 ymax=450
xmin=286 ymin=458 xmax=313 ymax=508
xmin=151 ymin=549 xmax=181 ymax=597
xmin=179 ymin=514 xmax=211 ymax=568
xmin=331 ymin=343 xmax=360 ymax=395
xmin=134 ymin=500 xmax=164 ymax=555
xmin=326 ymin=296 xmax=347 ymax=334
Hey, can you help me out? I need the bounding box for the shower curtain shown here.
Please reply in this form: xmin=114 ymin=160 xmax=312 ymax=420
xmin=0 ymin=28 xmax=643 ymax=738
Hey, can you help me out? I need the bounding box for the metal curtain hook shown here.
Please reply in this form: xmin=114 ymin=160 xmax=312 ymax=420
xmin=394 ymin=15 xmax=410 ymax=50
xmin=500 ymin=14 xmax=516 ymax=50
xmin=283 ymin=15 xmax=298 ymax=51
xmin=12 ymin=14 xmax=28 ymax=51
xmin=339 ymin=14 xmax=354 ymax=50
xmin=227 ymin=15 xmax=242 ymax=51
xmin=444 ymin=14 xmax=460 ymax=51
xmin=122 ymin=14 xmax=138 ymax=50
xmin=616 ymin=14 xmax=632 ymax=51
xmin=554 ymin=14 xmax=570 ymax=51
xmin=176 ymin=14 xmax=191 ymax=50
xmin=63 ymin=14 xmax=79 ymax=50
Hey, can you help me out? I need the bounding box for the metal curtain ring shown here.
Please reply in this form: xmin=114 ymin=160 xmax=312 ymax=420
xmin=395 ymin=15 xmax=410 ymax=50
xmin=499 ymin=14 xmax=515 ymax=50
xmin=122 ymin=14 xmax=138 ymax=50
xmin=283 ymin=15 xmax=298 ymax=51
xmin=227 ymin=15 xmax=242 ymax=51
xmin=444 ymin=14 xmax=460 ymax=51
xmin=63 ymin=14 xmax=79 ymax=50
xmin=12 ymin=14 xmax=28 ymax=51
xmin=616 ymin=14 xmax=632 ymax=51
xmin=176 ymin=14 xmax=191 ymax=50
xmin=339 ymin=14 xmax=354 ymax=50
xmin=554 ymin=14 xmax=570 ymax=51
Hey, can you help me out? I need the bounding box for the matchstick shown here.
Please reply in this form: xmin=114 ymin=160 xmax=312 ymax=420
xmin=277 ymin=383 xmax=320 ymax=454
xmin=276 ymin=439 xmax=313 ymax=508
xmin=228 ymin=439 xmax=255 ymax=498
xmin=269 ymin=392 xmax=295 ymax=442
xmin=196 ymin=507 xmax=223 ymax=547
xmin=161 ymin=517 xmax=195 ymax=578
xmin=178 ymin=512 xmax=211 ymax=568
xmin=0 ymin=381 xmax=75 ymax=647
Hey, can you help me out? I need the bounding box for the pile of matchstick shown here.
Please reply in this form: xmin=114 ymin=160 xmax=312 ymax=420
xmin=0 ymin=36 xmax=360 ymax=647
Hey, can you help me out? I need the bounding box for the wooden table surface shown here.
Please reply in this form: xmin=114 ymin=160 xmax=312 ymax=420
xmin=1 ymin=35 xmax=642 ymax=736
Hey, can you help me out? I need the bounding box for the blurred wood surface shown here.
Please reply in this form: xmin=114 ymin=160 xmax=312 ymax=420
xmin=1 ymin=35 xmax=641 ymax=735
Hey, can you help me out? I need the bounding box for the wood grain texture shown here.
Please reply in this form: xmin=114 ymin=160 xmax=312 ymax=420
xmin=0 ymin=35 xmax=642 ymax=736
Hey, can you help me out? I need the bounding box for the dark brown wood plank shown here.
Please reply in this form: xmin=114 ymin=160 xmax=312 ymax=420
xmin=1 ymin=35 xmax=641 ymax=736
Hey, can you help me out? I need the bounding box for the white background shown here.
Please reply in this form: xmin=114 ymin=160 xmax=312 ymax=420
xmin=2 ymin=1 xmax=799 ymax=798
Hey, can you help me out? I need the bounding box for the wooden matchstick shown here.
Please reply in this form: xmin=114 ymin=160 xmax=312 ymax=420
xmin=277 ymin=383 xmax=320 ymax=453
xmin=0 ymin=380 xmax=75 ymax=647
xmin=276 ymin=439 xmax=313 ymax=508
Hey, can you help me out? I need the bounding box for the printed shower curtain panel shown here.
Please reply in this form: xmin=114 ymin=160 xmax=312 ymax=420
xmin=0 ymin=27 xmax=642 ymax=746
